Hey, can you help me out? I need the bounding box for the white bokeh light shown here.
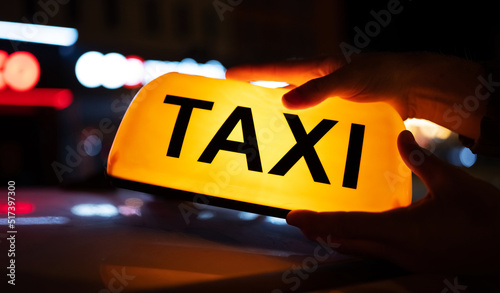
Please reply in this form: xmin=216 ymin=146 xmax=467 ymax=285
xmin=71 ymin=203 xmax=119 ymax=217
xmin=124 ymin=56 xmax=145 ymax=87
xmin=75 ymin=51 xmax=104 ymax=88
xmin=83 ymin=135 xmax=102 ymax=157
xmin=459 ymin=147 xmax=477 ymax=168
xmin=101 ymin=53 xmax=128 ymax=89
xmin=76 ymin=51 xmax=227 ymax=88
xmin=200 ymin=60 xmax=226 ymax=79
xmin=238 ymin=211 xmax=259 ymax=221
xmin=143 ymin=60 xmax=179 ymax=84
xmin=0 ymin=21 xmax=78 ymax=46
xmin=265 ymin=216 xmax=287 ymax=225
xmin=177 ymin=58 xmax=199 ymax=75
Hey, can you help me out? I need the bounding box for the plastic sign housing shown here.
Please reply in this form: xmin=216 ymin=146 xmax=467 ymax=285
xmin=107 ymin=73 xmax=411 ymax=217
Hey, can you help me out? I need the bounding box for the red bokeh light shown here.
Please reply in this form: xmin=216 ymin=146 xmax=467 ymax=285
xmin=124 ymin=55 xmax=144 ymax=89
xmin=0 ymin=88 xmax=73 ymax=110
xmin=0 ymin=50 xmax=8 ymax=90
xmin=0 ymin=202 xmax=35 ymax=215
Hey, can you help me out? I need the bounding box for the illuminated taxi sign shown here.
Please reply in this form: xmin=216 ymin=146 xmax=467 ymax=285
xmin=107 ymin=73 xmax=411 ymax=216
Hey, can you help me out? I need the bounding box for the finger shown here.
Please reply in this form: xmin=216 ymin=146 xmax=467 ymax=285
xmin=281 ymin=66 xmax=366 ymax=109
xmin=226 ymin=57 xmax=342 ymax=86
xmin=287 ymin=208 xmax=414 ymax=243
xmin=397 ymin=130 xmax=458 ymax=190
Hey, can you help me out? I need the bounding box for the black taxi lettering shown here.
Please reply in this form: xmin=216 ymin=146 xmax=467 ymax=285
xmin=164 ymin=95 xmax=364 ymax=187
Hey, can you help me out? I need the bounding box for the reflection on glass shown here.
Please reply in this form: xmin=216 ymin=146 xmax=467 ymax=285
xmin=197 ymin=210 xmax=215 ymax=220
xmin=0 ymin=216 xmax=70 ymax=225
xmin=71 ymin=203 xmax=119 ymax=217
xmin=238 ymin=211 xmax=259 ymax=221
xmin=265 ymin=216 xmax=287 ymax=225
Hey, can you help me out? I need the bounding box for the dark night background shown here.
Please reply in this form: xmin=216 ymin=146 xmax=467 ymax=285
xmin=1 ymin=1 xmax=500 ymax=292
xmin=1 ymin=0 xmax=499 ymax=191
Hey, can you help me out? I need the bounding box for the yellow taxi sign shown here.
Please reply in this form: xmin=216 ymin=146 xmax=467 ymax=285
xmin=107 ymin=73 xmax=411 ymax=217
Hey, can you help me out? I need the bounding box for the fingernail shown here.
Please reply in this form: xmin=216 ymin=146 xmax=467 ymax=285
xmin=282 ymin=90 xmax=302 ymax=108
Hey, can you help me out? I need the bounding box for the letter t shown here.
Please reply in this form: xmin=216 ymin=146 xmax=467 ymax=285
xmin=164 ymin=95 xmax=214 ymax=157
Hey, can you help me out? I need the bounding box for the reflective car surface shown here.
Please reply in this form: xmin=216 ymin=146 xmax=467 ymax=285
xmin=4 ymin=187 xmax=413 ymax=292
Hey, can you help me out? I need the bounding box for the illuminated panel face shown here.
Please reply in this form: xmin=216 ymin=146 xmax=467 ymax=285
xmin=107 ymin=73 xmax=411 ymax=216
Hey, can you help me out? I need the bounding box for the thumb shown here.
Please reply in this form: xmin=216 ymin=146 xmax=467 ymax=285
xmin=397 ymin=130 xmax=456 ymax=189
xmin=282 ymin=67 xmax=362 ymax=109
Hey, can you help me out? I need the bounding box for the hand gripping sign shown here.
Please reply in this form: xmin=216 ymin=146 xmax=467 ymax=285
xmin=107 ymin=73 xmax=411 ymax=217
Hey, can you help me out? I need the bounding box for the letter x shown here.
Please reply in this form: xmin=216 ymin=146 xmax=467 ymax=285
xmin=269 ymin=114 xmax=337 ymax=184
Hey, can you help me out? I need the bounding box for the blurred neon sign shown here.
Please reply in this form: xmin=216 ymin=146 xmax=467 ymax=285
xmin=0 ymin=50 xmax=73 ymax=109
xmin=0 ymin=21 xmax=78 ymax=47
xmin=0 ymin=202 xmax=34 ymax=214
xmin=75 ymin=51 xmax=226 ymax=89
xmin=0 ymin=51 xmax=40 ymax=92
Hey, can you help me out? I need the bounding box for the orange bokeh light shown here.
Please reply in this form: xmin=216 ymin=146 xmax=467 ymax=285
xmin=0 ymin=51 xmax=40 ymax=92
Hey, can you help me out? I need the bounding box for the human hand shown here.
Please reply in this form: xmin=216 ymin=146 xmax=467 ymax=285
xmin=227 ymin=53 xmax=500 ymax=274
xmin=226 ymin=53 xmax=488 ymax=140
xmin=286 ymin=130 xmax=500 ymax=274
